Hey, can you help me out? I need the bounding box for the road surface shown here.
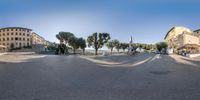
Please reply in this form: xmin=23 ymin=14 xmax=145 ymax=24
xmin=0 ymin=53 xmax=200 ymax=100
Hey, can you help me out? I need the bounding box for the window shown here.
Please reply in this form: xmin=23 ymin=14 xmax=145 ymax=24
xmin=3 ymin=38 xmax=5 ymax=41
xmin=3 ymin=43 xmax=5 ymax=46
xmin=16 ymin=32 xmax=18 ymax=35
xmin=16 ymin=29 xmax=18 ymax=31
xmin=19 ymin=33 xmax=22 ymax=35
xmin=27 ymin=43 xmax=29 ymax=46
xmin=19 ymin=38 xmax=21 ymax=40
xmin=7 ymin=38 xmax=9 ymax=41
xmin=19 ymin=43 xmax=22 ymax=47
xmin=0 ymin=38 xmax=1 ymax=41
xmin=7 ymin=43 xmax=9 ymax=45
xmin=27 ymin=34 xmax=30 ymax=36
xmin=11 ymin=37 xmax=13 ymax=40
xmin=7 ymin=33 xmax=9 ymax=36
xmin=11 ymin=29 xmax=13 ymax=31
xmin=23 ymin=38 xmax=25 ymax=41
xmin=23 ymin=33 xmax=25 ymax=36
xmin=11 ymin=33 xmax=13 ymax=35
xmin=0 ymin=34 xmax=1 ymax=36
xmin=27 ymin=38 xmax=29 ymax=41
xmin=3 ymin=33 xmax=5 ymax=36
xmin=15 ymin=37 xmax=18 ymax=40
xmin=10 ymin=43 xmax=14 ymax=48
xmin=7 ymin=29 xmax=9 ymax=31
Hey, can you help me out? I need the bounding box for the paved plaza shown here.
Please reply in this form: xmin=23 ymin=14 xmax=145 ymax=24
xmin=0 ymin=53 xmax=200 ymax=100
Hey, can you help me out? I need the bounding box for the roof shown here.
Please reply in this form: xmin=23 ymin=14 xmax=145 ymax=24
xmin=164 ymin=27 xmax=175 ymax=39
xmin=194 ymin=29 xmax=200 ymax=32
xmin=32 ymin=32 xmax=45 ymax=39
xmin=0 ymin=27 xmax=32 ymax=31
xmin=164 ymin=26 xmax=192 ymax=40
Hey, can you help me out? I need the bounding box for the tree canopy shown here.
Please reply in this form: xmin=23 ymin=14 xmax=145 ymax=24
xmin=87 ymin=32 xmax=110 ymax=55
xmin=156 ymin=42 xmax=168 ymax=52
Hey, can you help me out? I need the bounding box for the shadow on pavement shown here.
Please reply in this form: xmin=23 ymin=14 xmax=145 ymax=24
xmin=80 ymin=53 xmax=157 ymax=68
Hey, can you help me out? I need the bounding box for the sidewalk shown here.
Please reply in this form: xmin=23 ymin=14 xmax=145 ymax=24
xmin=0 ymin=52 xmax=7 ymax=56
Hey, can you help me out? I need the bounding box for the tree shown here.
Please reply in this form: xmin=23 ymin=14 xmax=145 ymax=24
xmin=156 ymin=42 xmax=168 ymax=52
xmin=78 ymin=38 xmax=87 ymax=54
xmin=56 ymin=34 xmax=63 ymax=43
xmin=113 ymin=40 xmax=120 ymax=52
xmin=106 ymin=40 xmax=115 ymax=53
xmin=87 ymin=32 xmax=110 ymax=55
xmin=56 ymin=44 xmax=68 ymax=54
xmin=56 ymin=32 xmax=74 ymax=44
xmin=121 ymin=43 xmax=129 ymax=52
xmin=68 ymin=36 xmax=79 ymax=54
xmin=56 ymin=32 xmax=75 ymax=54
xmin=114 ymin=40 xmax=121 ymax=52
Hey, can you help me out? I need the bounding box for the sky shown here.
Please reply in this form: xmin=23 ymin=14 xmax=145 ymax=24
xmin=1 ymin=0 xmax=200 ymax=46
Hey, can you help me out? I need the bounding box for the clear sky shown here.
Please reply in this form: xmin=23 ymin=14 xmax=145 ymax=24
xmin=1 ymin=0 xmax=200 ymax=44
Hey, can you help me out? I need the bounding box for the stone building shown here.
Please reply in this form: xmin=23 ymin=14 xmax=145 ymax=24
xmin=0 ymin=27 xmax=51 ymax=52
xmin=31 ymin=32 xmax=46 ymax=45
xmin=164 ymin=26 xmax=200 ymax=53
xmin=0 ymin=45 xmax=6 ymax=52
xmin=0 ymin=27 xmax=31 ymax=50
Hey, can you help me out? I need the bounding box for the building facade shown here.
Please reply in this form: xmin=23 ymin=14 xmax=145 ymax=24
xmin=165 ymin=26 xmax=200 ymax=53
xmin=0 ymin=45 xmax=6 ymax=52
xmin=31 ymin=32 xmax=46 ymax=45
xmin=0 ymin=27 xmax=31 ymax=50
xmin=0 ymin=27 xmax=51 ymax=52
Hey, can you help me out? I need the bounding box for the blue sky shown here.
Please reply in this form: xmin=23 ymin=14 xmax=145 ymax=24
xmin=1 ymin=0 xmax=200 ymax=45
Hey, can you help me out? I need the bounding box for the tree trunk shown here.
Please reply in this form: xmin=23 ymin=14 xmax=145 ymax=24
xmin=82 ymin=49 xmax=85 ymax=55
xmin=111 ymin=48 xmax=113 ymax=54
xmin=73 ymin=48 xmax=76 ymax=54
xmin=95 ymin=49 xmax=98 ymax=55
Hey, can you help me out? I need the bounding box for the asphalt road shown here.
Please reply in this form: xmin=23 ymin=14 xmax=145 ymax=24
xmin=0 ymin=53 xmax=200 ymax=100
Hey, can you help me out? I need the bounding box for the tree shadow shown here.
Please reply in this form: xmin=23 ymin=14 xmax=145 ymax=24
xmin=168 ymin=54 xmax=200 ymax=69
xmin=0 ymin=54 xmax=47 ymax=64
xmin=80 ymin=53 xmax=156 ymax=68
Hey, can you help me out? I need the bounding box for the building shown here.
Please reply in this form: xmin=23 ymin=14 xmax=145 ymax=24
xmin=31 ymin=32 xmax=46 ymax=45
xmin=0 ymin=27 xmax=31 ymax=50
xmin=0 ymin=45 xmax=7 ymax=52
xmin=0 ymin=27 xmax=51 ymax=52
xmin=164 ymin=26 xmax=200 ymax=53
